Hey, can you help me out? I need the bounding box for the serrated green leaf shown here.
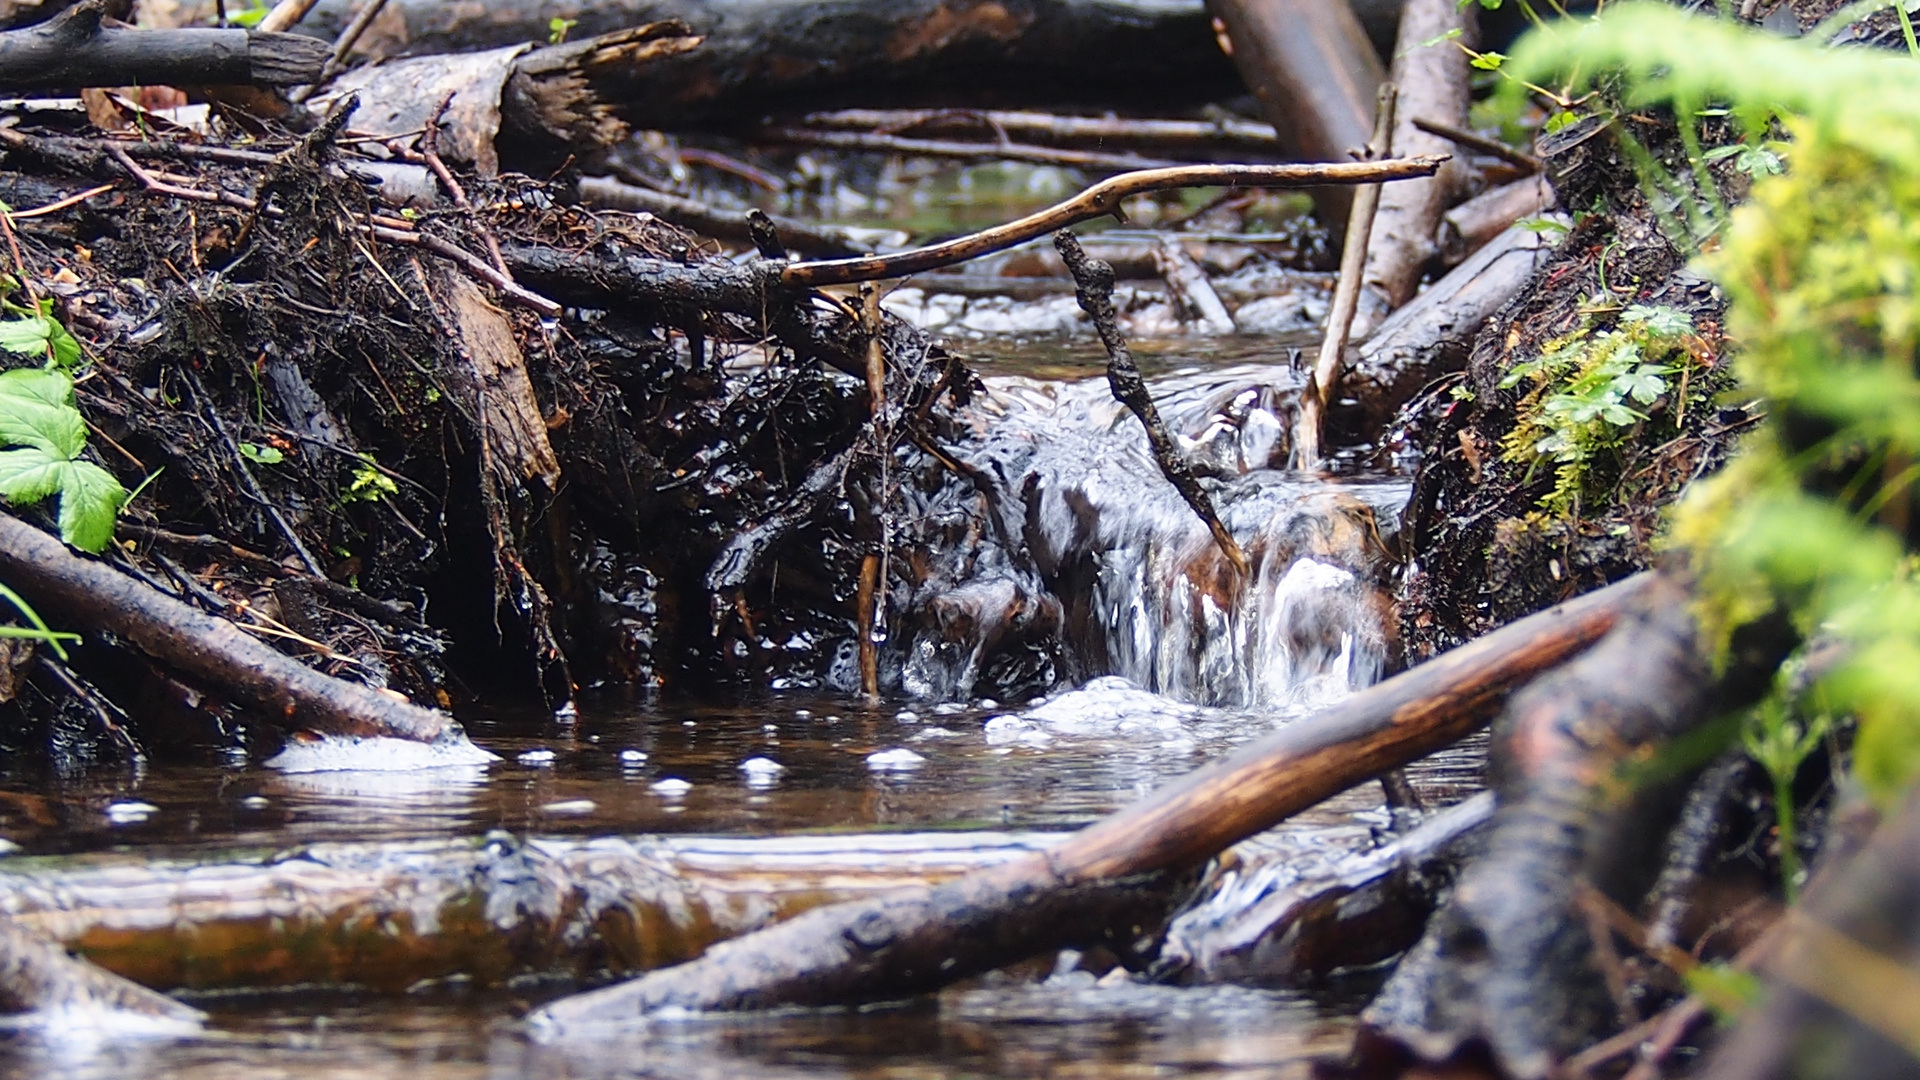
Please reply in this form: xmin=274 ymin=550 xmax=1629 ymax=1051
xmin=0 ymin=314 xmax=56 ymax=361
xmin=0 ymin=446 xmax=63 ymax=503
xmin=1470 ymin=50 xmax=1507 ymax=71
xmin=46 ymin=318 xmax=80 ymax=370
xmin=54 ymin=460 xmax=126 ymax=553
xmin=0 ymin=368 xmax=83 ymax=458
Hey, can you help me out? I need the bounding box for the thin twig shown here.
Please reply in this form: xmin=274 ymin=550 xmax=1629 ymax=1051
xmin=1412 ymin=116 xmax=1542 ymax=174
xmin=1054 ymin=229 xmax=1249 ymax=578
xmin=10 ymin=183 xmax=115 ymax=219
xmin=780 ymin=156 xmax=1446 ymax=289
xmin=414 ymin=93 xmax=513 ymax=280
xmin=1296 ymin=84 xmax=1398 ymax=470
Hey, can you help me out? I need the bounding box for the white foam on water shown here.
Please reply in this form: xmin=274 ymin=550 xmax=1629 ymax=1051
xmin=264 ymin=733 xmax=499 ymax=773
xmin=865 ymin=748 xmax=927 ymax=770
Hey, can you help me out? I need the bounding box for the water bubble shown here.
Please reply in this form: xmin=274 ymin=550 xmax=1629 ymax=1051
xmin=865 ymin=748 xmax=926 ymax=771
xmin=619 ymin=749 xmax=648 ymax=765
xmin=517 ymin=749 xmax=558 ymax=766
xmin=541 ymin=799 xmax=596 ymax=815
xmin=105 ymin=801 xmax=159 ymax=824
xmin=649 ymin=778 xmax=693 ymax=797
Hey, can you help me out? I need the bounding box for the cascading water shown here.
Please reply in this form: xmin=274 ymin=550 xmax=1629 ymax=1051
xmin=899 ymin=353 xmax=1406 ymax=712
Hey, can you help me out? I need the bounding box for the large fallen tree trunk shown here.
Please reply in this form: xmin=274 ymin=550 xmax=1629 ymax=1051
xmin=0 ymin=0 xmax=327 ymax=89
xmin=0 ymin=512 xmax=489 ymax=752
xmin=317 ymin=0 xmax=1247 ymax=135
xmin=528 ymin=572 xmax=1650 ymax=1033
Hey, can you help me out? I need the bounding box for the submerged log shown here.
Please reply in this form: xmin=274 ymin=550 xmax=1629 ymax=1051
xmin=0 ymin=832 xmax=1054 ymax=993
xmin=0 ymin=512 xmax=484 ymax=750
xmin=0 ymin=912 xmax=203 ymax=1026
xmin=0 ymin=0 xmax=327 ymax=90
xmin=528 ymin=573 xmax=1650 ymax=1032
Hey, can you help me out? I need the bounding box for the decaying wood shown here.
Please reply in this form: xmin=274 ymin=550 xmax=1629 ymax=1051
xmin=288 ymin=0 xmax=1247 ymax=122
xmin=0 ymin=512 xmax=482 ymax=748
xmin=0 ymin=0 xmax=327 ymax=89
xmin=1153 ymin=234 xmax=1235 ymax=334
xmin=1344 ymin=220 xmax=1562 ymax=433
xmin=1204 ymin=0 xmax=1384 ymax=220
xmin=0 ymin=911 xmax=203 ymax=1026
xmin=1362 ymin=569 xmax=1791 ymax=1080
xmin=1057 ymin=229 xmax=1248 ymax=576
xmin=316 ymin=21 xmax=701 ymax=176
xmin=0 ymin=832 xmax=1053 ymax=993
xmin=1358 ymin=0 xmax=1474 ymax=326
xmin=528 ymin=573 xmax=1649 ymax=1031
xmin=425 ymin=265 xmax=562 ymax=490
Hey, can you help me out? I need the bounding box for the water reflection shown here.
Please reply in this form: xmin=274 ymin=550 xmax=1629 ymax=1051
xmin=0 ymin=980 xmax=1354 ymax=1080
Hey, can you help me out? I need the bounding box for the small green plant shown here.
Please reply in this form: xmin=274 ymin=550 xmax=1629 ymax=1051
xmin=1741 ymin=685 xmax=1831 ymax=901
xmin=226 ymin=0 xmax=273 ymax=28
xmin=0 ymin=368 xmax=127 ymax=552
xmin=239 ymin=442 xmax=284 ymax=465
xmin=1497 ymin=304 xmax=1704 ymax=516
xmin=0 ymin=581 xmax=79 ymax=660
xmin=547 ymin=15 xmax=577 ymax=44
xmin=340 ymin=455 xmax=398 ymax=504
xmin=0 ymin=300 xmax=80 ymax=370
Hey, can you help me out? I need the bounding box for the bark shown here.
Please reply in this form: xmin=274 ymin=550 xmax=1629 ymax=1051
xmin=527 ymin=573 xmax=1650 ymax=1032
xmin=785 ymin=108 xmax=1285 ymax=157
xmin=291 ymin=0 xmax=1247 ymax=123
xmin=1356 ymin=0 xmax=1473 ymax=330
xmin=0 ymin=0 xmax=327 ymax=89
xmin=1344 ymin=220 xmax=1562 ymax=434
xmin=0 ymin=832 xmax=1051 ymax=993
xmin=0 ymin=512 xmax=483 ymax=748
xmin=1204 ymin=0 xmax=1384 ymax=221
xmin=576 ymin=176 xmax=900 ymax=259
xmin=1362 ymin=569 xmax=1792 ymax=1080
xmin=1439 ymin=173 xmax=1556 ymax=267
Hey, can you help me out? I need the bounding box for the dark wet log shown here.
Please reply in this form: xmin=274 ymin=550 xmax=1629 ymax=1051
xmin=1359 ymin=0 xmax=1473 ymax=327
xmin=528 ymin=573 xmax=1650 ymax=1031
xmin=0 ymin=911 xmax=202 ymax=1025
xmin=288 ymin=0 xmax=1247 ymax=122
xmin=1205 ymin=0 xmax=1384 ymax=221
xmin=0 ymin=0 xmax=327 ymax=89
xmin=1362 ymin=569 xmax=1791 ymax=1080
xmin=753 ymin=125 xmax=1184 ymax=173
xmin=0 ymin=832 xmax=1051 ymax=993
xmin=1702 ymin=785 xmax=1920 ymax=1080
xmin=1160 ymin=790 xmax=1494 ymax=986
xmin=1344 ymin=220 xmax=1561 ymax=434
xmin=0 ymin=512 xmax=474 ymax=747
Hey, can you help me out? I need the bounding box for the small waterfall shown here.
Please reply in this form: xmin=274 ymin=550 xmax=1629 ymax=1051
xmin=899 ymin=359 xmax=1404 ymax=710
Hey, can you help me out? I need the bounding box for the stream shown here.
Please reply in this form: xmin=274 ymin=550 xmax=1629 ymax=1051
xmin=0 ymin=332 xmax=1481 ymax=1078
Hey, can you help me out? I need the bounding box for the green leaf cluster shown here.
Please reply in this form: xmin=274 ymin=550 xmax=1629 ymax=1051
xmin=1510 ymin=3 xmax=1920 ymax=802
xmin=0 ymin=368 xmax=126 ymax=552
xmin=1498 ymin=304 xmax=1700 ymax=517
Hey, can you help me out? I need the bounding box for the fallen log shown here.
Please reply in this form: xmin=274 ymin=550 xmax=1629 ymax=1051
xmin=576 ymin=176 xmax=903 ymax=259
xmin=293 ymin=0 xmax=1247 ymax=123
xmin=1204 ymin=0 xmax=1384 ymax=221
xmin=528 ymin=572 xmax=1650 ymax=1033
xmin=1357 ymin=0 xmax=1474 ymax=330
xmin=1361 ymin=569 xmax=1791 ymax=1079
xmin=0 ymin=511 xmax=490 ymax=752
xmin=0 ymin=832 xmax=1055 ymax=993
xmin=0 ymin=0 xmax=327 ymax=90
xmin=1344 ymin=219 xmax=1562 ymax=434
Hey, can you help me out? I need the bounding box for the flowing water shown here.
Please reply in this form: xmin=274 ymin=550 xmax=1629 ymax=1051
xmin=0 ymin=335 xmax=1482 ymax=1078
